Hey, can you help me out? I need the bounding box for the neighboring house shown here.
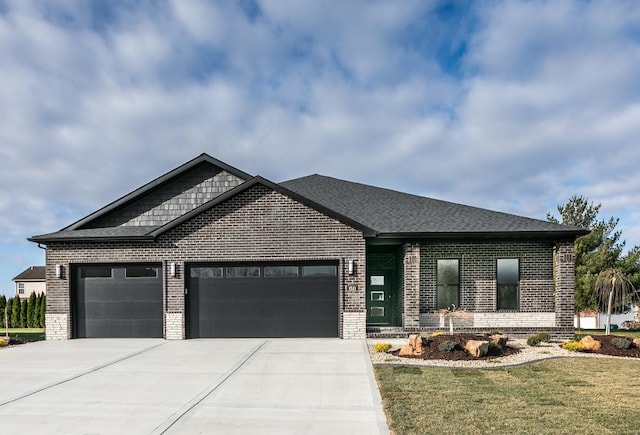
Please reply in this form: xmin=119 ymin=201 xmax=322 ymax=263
xmin=29 ymin=154 xmax=587 ymax=340
xmin=13 ymin=266 xmax=46 ymax=300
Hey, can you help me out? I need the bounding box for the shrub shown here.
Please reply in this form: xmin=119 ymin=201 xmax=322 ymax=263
xmin=527 ymin=333 xmax=552 ymax=347
xmin=487 ymin=341 xmax=502 ymax=355
xmin=611 ymin=337 xmax=632 ymax=349
xmin=431 ymin=331 xmax=444 ymax=337
xmin=562 ymin=341 xmax=585 ymax=352
xmin=438 ymin=340 xmax=457 ymax=352
xmin=573 ymin=333 xmax=586 ymax=341
xmin=374 ymin=343 xmax=392 ymax=353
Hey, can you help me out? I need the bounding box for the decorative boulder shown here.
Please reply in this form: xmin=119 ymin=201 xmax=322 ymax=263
xmin=633 ymin=338 xmax=640 ymax=348
xmin=579 ymin=335 xmax=602 ymax=352
xmin=398 ymin=334 xmax=423 ymax=357
xmin=465 ymin=340 xmax=489 ymax=357
xmin=489 ymin=334 xmax=508 ymax=347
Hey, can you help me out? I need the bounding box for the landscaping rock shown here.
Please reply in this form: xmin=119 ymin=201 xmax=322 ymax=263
xmin=399 ymin=334 xmax=423 ymax=357
xmin=489 ymin=334 xmax=508 ymax=347
xmin=633 ymin=338 xmax=640 ymax=348
xmin=580 ymin=335 xmax=602 ymax=352
xmin=464 ymin=340 xmax=489 ymax=357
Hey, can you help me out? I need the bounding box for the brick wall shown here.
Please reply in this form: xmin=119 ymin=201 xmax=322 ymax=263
xmin=403 ymin=243 xmax=420 ymax=329
xmin=45 ymin=184 xmax=366 ymax=339
xmin=419 ymin=241 xmax=555 ymax=314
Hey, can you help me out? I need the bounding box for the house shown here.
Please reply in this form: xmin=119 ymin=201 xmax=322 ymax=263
xmin=12 ymin=266 xmax=46 ymax=300
xmin=29 ymin=153 xmax=587 ymax=340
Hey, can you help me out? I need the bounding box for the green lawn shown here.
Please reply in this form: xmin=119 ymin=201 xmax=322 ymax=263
xmin=577 ymin=328 xmax=640 ymax=338
xmin=2 ymin=328 xmax=45 ymax=342
xmin=375 ymin=358 xmax=640 ymax=435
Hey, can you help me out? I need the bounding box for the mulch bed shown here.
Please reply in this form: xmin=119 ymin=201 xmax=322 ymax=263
xmin=571 ymin=335 xmax=640 ymax=358
xmin=0 ymin=337 xmax=27 ymax=348
xmin=392 ymin=333 xmax=520 ymax=361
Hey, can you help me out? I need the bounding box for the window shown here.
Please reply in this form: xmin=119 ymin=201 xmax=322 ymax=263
xmin=18 ymin=283 xmax=24 ymax=295
xmin=497 ymin=259 xmax=519 ymax=309
xmin=190 ymin=267 xmax=223 ymax=278
xmin=302 ymin=265 xmax=337 ymax=277
xmin=264 ymin=266 xmax=299 ymax=277
xmin=225 ymin=266 xmax=260 ymax=278
xmin=437 ymin=259 xmax=459 ymax=309
xmin=126 ymin=266 xmax=158 ymax=278
xmin=81 ymin=267 xmax=112 ymax=278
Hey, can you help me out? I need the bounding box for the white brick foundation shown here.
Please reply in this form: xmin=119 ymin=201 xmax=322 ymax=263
xmin=45 ymin=313 xmax=69 ymax=340
xmin=420 ymin=312 xmax=556 ymax=329
xmin=165 ymin=312 xmax=184 ymax=340
xmin=342 ymin=311 xmax=366 ymax=339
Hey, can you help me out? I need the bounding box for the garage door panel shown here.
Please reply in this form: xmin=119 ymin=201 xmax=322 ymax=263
xmin=187 ymin=263 xmax=338 ymax=338
xmin=73 ymin=265 xmax=163 ymax=338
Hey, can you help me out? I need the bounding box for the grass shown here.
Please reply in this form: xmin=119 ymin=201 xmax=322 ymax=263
xmin=1 ymin=328 xmax=45 ymax=342
xmin=577 ymin=329 xmax=640 ymax=338
xmin=375 ymin=358 xmax=640 ymax=434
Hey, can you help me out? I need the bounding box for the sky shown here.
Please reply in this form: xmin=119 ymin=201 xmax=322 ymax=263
xmin=1 ymin=0 xmax=639 ymax=297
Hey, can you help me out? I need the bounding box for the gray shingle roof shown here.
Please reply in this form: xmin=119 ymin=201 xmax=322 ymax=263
xmin=280 ymin=174 xmax=586 ymax=238
xmin=13 ymin=266 xmax=46 ymax=281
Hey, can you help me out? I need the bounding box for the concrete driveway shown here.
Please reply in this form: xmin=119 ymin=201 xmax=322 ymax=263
xmin=0 ymin=338 xmax=388 ymax=434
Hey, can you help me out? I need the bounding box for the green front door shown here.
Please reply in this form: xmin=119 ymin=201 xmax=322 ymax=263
xmin=367 ymin=273 xmax=392 ymax=325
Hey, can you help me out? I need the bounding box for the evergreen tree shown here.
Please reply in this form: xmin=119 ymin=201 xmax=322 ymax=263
xmin=40 ymin=294 xmax=46 ymax=328
xmin=548 ymin=195 xmax=640 ymax=312
xmin=20 ymin=298 xmax=28 ymax=328
xmin=11 ymin=297 xmax=21 ymax=328
xmin=0 ymin=295 xmax=6 ymax=329
xmin=34 ymin=294 xmax=41 ymax=328
xmin=27 ymin=292 xmax=37 ymax=328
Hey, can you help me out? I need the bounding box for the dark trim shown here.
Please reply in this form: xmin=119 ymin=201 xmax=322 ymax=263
xmin=28 ymin=235 xmax=156 ymax=243
xmin=371 ymin=230 xmax=588 ymax=241
xmin=62 ymin=153 xmax=253 ymax=231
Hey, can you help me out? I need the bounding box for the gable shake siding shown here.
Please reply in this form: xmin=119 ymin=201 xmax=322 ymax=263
xmin=45 ymin=184 xmax=366 ymax=339
xmin=88 ymin=167 xmax=245 ymax=228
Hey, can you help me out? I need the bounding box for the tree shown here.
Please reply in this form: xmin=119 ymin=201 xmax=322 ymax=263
xmin=20 ymin=298 xmax=28 ymax=328
xmin=10 ymin=297 xmax=20 ymax=328
xmin=547 ymin=195 xmax=639 ymax=312
xmin=27 ymin=292 xmax=37 ymax=328
xmin=594 ymin=269 xmax=639 ymax=335
xmin=39 ymin=294 xmax=46 ymax=328
xmin=0 ymin=295 xmax=6 ymax=329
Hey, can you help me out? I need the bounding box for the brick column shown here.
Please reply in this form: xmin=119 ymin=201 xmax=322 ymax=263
xmin=403 ymin=243 xmax=420 ymax=330
xmin=555 ymin=241 xmax=576 ymax=338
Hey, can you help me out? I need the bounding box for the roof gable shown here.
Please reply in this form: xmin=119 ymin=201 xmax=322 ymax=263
xmin=66 ymin=154 xmax=252 ymax=231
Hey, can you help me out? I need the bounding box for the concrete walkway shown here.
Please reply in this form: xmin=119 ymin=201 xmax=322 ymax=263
xmin=0 ymin=339 xmax=389 ymax=434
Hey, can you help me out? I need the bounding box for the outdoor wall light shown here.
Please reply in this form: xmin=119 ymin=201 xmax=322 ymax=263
xmin=169 ymin=262 xmax=176 ymax=278
xmin=55 ymin=264 xmax=62 ymax=279
xmin=348 ymin=260 xmax=356 ymax=276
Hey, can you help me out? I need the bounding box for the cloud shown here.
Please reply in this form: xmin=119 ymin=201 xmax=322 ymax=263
xmin=0 ymin=0 xmax=639 ymax=294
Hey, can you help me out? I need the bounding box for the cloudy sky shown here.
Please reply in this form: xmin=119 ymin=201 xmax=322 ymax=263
xmin=1 ymin=0 xmax=639 ymax=297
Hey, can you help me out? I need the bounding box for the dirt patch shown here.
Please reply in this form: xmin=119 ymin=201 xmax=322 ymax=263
xmin=392 ymin=334 xmax=520 ymax=361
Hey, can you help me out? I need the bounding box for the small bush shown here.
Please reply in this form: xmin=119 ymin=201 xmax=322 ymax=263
xmin=374 ymin=343 xmax=392 ymax=353
xmin=438 ymin=340 xmax=457 ymax=352
xmin=611 ymin=337 xmax=632 ymax=349
xmin=527 ymin=333 xmax=552 ymax=347
xmin=0 ymin=338 xmax=7 ymax=347
xmin=487 ymin=341 xmax=502 ymax=355
xmin=562 ymin=341 xmax=585 ymax=352
xmin=431 ymin=331 xmax=444 ymax=337
xmin=574 ymin=333 xmax=586 ymax=341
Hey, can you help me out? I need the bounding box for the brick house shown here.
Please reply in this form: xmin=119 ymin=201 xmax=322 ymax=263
xmin=29 ymin=154 xmax=586 ymax=340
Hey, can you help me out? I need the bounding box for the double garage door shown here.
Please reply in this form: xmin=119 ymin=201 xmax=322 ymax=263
xmin=72 ymin=262 xmax=339 ymax=338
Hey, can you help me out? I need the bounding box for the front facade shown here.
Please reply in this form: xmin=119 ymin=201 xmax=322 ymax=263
xmin=13 ymin=266 xmax=46 ymax=300
xmin=30 ymin=154 xmax=586 ymax=340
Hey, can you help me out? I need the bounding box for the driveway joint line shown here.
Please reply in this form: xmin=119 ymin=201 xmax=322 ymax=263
xmin=0 ymin=341 xmax=168 ymax=408
xmin=151 ymin=339 xmax=268 ymax=435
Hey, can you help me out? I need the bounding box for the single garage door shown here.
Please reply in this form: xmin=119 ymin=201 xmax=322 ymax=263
xmin=72 ymin=264 xmax=163 ymax=338
xmin=186 ymin=262 xmax=339 ymax=338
